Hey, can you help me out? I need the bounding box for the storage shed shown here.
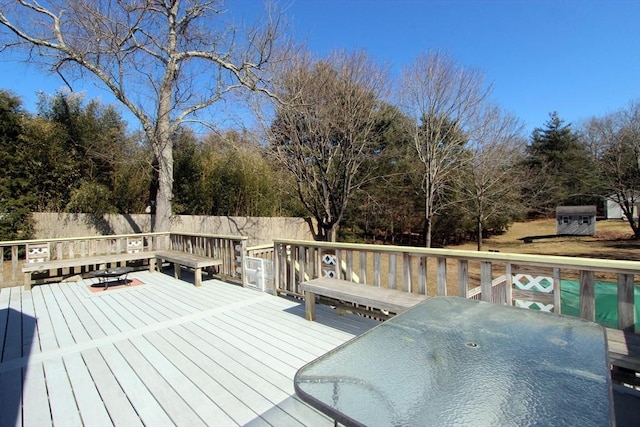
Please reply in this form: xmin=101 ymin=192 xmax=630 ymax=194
xmin=556 ymin=206 xmax=597 ymax=236
xmin=606 ymin=193 xmax=640 ymax=220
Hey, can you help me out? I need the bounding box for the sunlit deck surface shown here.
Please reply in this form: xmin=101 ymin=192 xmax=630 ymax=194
xmin=0 ymin=270 xmax=378 ymax=426
xmin=1 ymin=271 xmax=638 ymax=426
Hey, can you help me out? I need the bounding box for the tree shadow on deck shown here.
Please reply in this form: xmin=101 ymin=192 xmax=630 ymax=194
xmin=0 ymin=306 xmax=37 ymax=426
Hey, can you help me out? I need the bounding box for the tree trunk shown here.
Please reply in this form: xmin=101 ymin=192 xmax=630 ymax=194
xmin=151 ymin=53 xmax=177 ymax=241
xmin=148 ymin=117 xmax=174 ymax=245
xmin=424 ymin=217 xmax=432 ymax=248
xmin=329 ymin=224 xmax=338 ymax=242
xmin=154 ymin=143 xmax=173 ymax=234
xmin=477 ymin=217 xmax=483 ymax=251
xmin=621 ymin=201 xmax=640 ymax=240
xmin=424 ymin=195 xmax=433 ymax=247
xmin=632 ymin=212 xmax=640 ymax=240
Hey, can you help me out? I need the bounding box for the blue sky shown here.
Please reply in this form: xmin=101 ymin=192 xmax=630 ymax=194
xmin=1 ymin=0 xmax=639 ymax=136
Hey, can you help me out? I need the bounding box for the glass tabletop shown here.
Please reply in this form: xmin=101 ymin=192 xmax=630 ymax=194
xmin=294 ymin=297 xmax=613 ymax=426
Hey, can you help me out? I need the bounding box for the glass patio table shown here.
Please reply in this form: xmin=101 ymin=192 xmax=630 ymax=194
xmin=294 ymin=296 xmax=613 ymax=426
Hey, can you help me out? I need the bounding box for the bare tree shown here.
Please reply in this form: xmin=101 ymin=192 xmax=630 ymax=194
xmin=584 ymin=100 xmax=640 ymax=238
xmin=266 ymin=50 xmax=389 ymax=241
xmin=0 ymin=0 xmax=285 ymax=234
xmin=400 ymin=51 xmax=491 ymax=247
xmin=456 ymin=105 xmax=525 ymax=251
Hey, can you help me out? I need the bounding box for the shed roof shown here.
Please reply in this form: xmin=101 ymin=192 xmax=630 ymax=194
xmin=556 ymin=205 xmax=597 ymax=215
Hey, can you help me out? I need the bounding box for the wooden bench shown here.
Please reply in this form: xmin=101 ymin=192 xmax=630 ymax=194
xmin=23 ymin=239 xmax=157 ymax=290
xmin=155 ymin=250 xmax=222 ymax=287
xmin=300 ymin=277 xmax=429 ymax=321
xmin=606 ymin=328 xmax=640 ymax=388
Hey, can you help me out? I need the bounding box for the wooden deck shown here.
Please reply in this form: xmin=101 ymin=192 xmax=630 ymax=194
xmin=2 ymin=271 xmax=638 ymax=426
xmin=0 ymin=271 xmax=378 ymax=427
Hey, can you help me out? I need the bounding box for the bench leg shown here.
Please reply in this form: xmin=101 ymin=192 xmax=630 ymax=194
xmin=305 ymin=290 xmax=316 ymax=321
xmin=24 ymin=272 xmax=32 ymax=291
xmin=149 ymin=258 xmax=156 ymax=273
xmin=174 ymin=262 xmax=181 ymax=280
xmin=194 ymin=267 xmax=202 ymax=287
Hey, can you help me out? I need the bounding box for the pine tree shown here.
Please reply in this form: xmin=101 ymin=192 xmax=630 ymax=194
xmin=0 ymin=91 xmax=35 ymax=239
xmin=524 ymin=112 xmax=598 ymax=214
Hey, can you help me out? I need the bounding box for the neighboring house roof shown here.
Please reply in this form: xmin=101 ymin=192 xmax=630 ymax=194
xmin=606 ymin=191 xmax=640 ymax=202
xmin=556 ymin=205 xmax=597 ymax=215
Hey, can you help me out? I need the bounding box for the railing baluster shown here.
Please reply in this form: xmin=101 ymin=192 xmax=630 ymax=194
xmin=618 ymin=273 xmax=635 ymax=332
xmin=388 ymin=253 xmax=397 ymax=290
xmin=437 ymin=258 xmax=447 ymax=296
xmin=1 ymin=247 xmax=5 ymax=282
xmin=359 ymin=251 xmax=367 ymax=285
xmin=290 ymin=244 xmax=297 ymax=293
xmin=458 ymin=260 xmax=468 ymax=298
xmin=11 ymin=245 xmax=18 ymax=281
xmin=580 ymin=270 xmax=596 ymax=321
xmin=418 ymin=256 xmax=427 ymax=295
xmin=505 ymin=263 xmax=513 ymax=305
xmin=480 ymin=262 xmax=492 ymax=302
xmin=553 ymin=268 xmax=562 ymax=314
xmin=403 ymin=253 xmax=412 ymax=293
xmin=273 ymin=243 xmax=281 ymax=292
xmin=346 ymin=250 xmax=353 ymax=282
xmin=298 ymin=246 xmax=306 ymax=283
xmin=373 ymin=253 xmax=381 ymax=287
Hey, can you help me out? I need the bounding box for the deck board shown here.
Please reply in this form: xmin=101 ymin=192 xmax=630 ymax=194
xmin=44 ymin=358 xmax=83 ymax=426
xmin=0 ymin=272 xmax=377 ymax=426
xmin=3 ymin=289 xmax=22 ymax=361
xmin=158 ymin=325 xmax=290 ymax=421
xmin=81 ymin=347 xmax=142 ymax=427
xmin=50 ymin=283 xmax=92 ymax=345
xmin=0 ymin=289 xmax=10 ymax=359
xmin=115 ymin=338 xmax=211 ymax=427
xmin=130 ymin=334 xmax=228 ymax=424
xmin=63 ymin=352 xmax=114 ymax=427
xmin=144 ymin=331 xmax=256 ymax=425
xmin=42 ymin=285 xmax=77 ymax=348
xmin=99 ymin=342 xmax=175 ymax=426
xmin=0 ymin=368 xmax=23 ymax=427
xmin=57 ymin=282 xmax=107 ymax=340
xmin=21 ymin=363 xmax=52 ymax=427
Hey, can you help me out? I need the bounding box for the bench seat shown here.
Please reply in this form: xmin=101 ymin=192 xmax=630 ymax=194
xmin=300 ymin=277 xmax=429 ymax=321
xmin=155 ymin=250 xmax=222 ymax=287
xmin=23 ymin=251 xmax=157 ymax=290
xmin=606 ymin=328 xmax=640 ymax=388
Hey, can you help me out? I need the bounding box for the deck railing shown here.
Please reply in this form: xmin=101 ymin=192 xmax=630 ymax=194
xmin=168 ymin=232 xmax=247 ymax=278
xmin=0 ymin=232 xmax=247 ymax=286
xmin=273 ymin=239 xmax=640 ymax=332
xmin=246 ymin=244 xmax=275 ymax=261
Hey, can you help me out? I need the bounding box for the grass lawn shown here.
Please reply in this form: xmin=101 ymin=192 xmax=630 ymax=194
xmin=449 ymin=218 xmax=640 ymax=261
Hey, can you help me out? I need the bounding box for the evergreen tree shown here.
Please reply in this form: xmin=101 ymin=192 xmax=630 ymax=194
xmin=524 ymin=112 xmax=598 ymax=214
xmin=0 ymin=91 xmax=34 ymax=240
xmin=343 ymin=104 xmax=424 ymax=244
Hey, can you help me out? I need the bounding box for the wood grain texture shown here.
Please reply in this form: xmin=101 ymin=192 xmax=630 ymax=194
xmin=300 ymin=277 xmax=429 ymax=317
